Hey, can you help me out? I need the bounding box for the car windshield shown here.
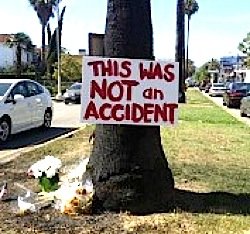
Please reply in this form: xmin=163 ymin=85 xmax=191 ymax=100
xmin=240 ymin=83 xmax=250 ymax=91
xmin=0 ymin=83 xmax=11 ymax=96
xmin=69 ymin=84 xmax=82 ymax=90
xmin=230 ymin=83 xmax=250 ymax=90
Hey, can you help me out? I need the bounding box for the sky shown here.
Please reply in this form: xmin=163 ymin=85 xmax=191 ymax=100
xmin=0 ymin=0 xmax=250 ymax=67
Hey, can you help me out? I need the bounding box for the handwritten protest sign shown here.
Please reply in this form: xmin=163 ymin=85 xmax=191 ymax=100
xmin=81 ymin=56 xmax=179 ymax=126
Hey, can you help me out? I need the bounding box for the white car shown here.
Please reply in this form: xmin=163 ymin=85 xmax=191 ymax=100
xmin=0 ymin=79 xmax=53 ymax=143
xmin=208 ymin=83 xmax=227 ymax=97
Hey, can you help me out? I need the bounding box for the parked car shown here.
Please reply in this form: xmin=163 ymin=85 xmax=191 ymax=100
xmin=185 ymin=77 xmax=196 ymax=87
xmin=63 ymin=83 xmax=82 ymax=104
xmin=240 ymin=92 xmax=250 ymax=117
xmin=208 ymin=83 xmax=227 ymax=97
xmin=204 ymin=83 xmax=212 ymax=93
xmin=199 ymin=80 xmax=210 ymax=92
xmin=222 ymin=82 xmax=250 ymax=108
xmin=0 ymin=79 xmax=53 ymax=143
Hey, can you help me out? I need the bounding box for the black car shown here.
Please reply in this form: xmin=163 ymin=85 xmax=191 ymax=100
xmin=63 ymin=83 xmax=82 ymax=104
xmin=222 ymin=82 xmax=250 ymax=108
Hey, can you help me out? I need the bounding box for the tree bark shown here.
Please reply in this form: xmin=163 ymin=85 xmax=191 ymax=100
xmin=41 ymin=24 xmax=46 ymax=73
xmin=88 ymin=0 xmax=174 ymax=214
xmin=186 ymin=16 xmax=190 ymax=79
xmin=16 ymin=44 xmax=22 ymax=78
xmin=175 ymin=0 xmax=186 ymax=103
xmin=42 ymin=24 xmax=46 ymax=63
xmin=47 ymin=23 xmax=51 ymax=46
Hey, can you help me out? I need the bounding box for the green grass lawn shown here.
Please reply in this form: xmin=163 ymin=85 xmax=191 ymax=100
xmin=1 ymin=89 xmax=250 ymax=233
xmin=163 ymin=90 xmax=250 ymax=193
xmin=161 ymin=89 xmax=250 ymax=233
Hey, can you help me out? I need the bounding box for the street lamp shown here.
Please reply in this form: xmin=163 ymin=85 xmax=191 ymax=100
xmin=56 ymin=0 xmax=62 ymax=99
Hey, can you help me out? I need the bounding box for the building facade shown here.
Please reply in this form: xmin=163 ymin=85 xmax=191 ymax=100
xmin=220 ymin=55 xmax=247 ymax=82
xmin=0 ymin=34 xmax=34 ymax=70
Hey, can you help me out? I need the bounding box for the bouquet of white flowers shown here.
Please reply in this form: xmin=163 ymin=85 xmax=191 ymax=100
xmin=27 ymin=155 xmax=62 ymax=192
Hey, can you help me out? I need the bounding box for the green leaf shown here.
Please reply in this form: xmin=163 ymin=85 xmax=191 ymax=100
xmin=38 ymin=173 xmax=59 ymax=192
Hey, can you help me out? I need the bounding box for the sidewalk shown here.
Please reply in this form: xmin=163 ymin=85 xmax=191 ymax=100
xmin=0 ymin=127 xmax=85 ymax=164
xmin=199 ymin=89 xmax=250 ymax=127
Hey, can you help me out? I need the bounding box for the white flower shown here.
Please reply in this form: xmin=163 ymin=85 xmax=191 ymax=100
xmin=27 ymin=155 xmax=62 ymax=179
xmin=46 ymin=167 xmax=58 ymax=178
xmin=28 ymin=162 xmax=43 ymax=178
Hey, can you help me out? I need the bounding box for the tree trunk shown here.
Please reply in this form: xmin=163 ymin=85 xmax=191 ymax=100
xmin=88 ymin=0 xmax=174 ymax=214
xmin=41 ymin=24 xmax=46 ymax=73
xmin=47 ymin=24 xmax=52 ymax=79
xmin=47 ymin=23 xmax=52 ymax=46
xmin=16 ymin=44 xmax=22 ymax=77
xmin=42 ymin=24 xmax=46 ymax=62
xmin=175 ymin=0 xmax=186 ymax=103
xmin=186 ymin=16 xmax=190 ymax=79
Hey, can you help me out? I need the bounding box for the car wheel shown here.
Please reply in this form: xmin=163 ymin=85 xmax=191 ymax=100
xmin=42 ymin=110 xmax=52 ymax=128
xmin=65 ymin=100 xmax=69 ymax=105
xmin=0 ymin=118 xmax=11 ymax=143
xmin=240 ymin=106 xmax=247 ymax=117
xmin=227 ymin=100 xmax=233 ymax=108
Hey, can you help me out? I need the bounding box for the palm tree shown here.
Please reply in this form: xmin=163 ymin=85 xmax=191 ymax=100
xmin=29 ymin=0 xmax=60 ymax=65
xmin=88 ymin=0 xmax=174 ymax=214
xmin=185 ymin=0 xmax=199 ymax=79
xmin=47 ymin=6 xmax=66 ymax=78
xmin=186 ymin=58 xmax=196 ymax=77
xmin=175 ymin=0 xmax=186 ymax=103
xmin=238 ymin=33 xmax=250 ymax=68
xmin=5 ymin=33 xmax=33 ymax=77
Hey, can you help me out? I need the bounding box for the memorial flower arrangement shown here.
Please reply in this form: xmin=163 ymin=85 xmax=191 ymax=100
xmin=27 ymin=155 xmax=62 ymax=192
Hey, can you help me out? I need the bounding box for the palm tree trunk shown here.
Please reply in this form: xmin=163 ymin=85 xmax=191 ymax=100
xmin=175 ymin=0 xmax=186 ymax=103
xmin=88 ymin=0 xmax=174 ymax=214
xmin=16 ymin=44 xmax=22 ymax=77
xmin=47 ymin=23 xmax=51 ymax=45
xmin=186 ymin=16 xmax=190 ymax=79
xmin=41 ymin=24 xmax=46 ymax=68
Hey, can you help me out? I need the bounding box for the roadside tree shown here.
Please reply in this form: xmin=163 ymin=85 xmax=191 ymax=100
xmin=186 ymin=59 xmax=196 ymax=77
xmin=53 ymin=54 xmax=81 ymax=82
xmin=185 ymin=0 xmax=199 ymax=79
xmin=47 ymin=6 xmax=66 ymax=78
xmin=88 ymin=0 xmax=174 ymax=214
xmin=238 ymin=33 xmax=250 ymax=68
xmin=194 ymin=59 xmax=219 ymax=83
xmin=29 ymin=0 xmax=61 ymax=65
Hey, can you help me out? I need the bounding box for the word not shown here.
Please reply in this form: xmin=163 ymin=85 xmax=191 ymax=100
xmin=90 ymin=79 xmax=139 ymax=102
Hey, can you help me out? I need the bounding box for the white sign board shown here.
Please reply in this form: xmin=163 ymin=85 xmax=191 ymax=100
xmin=81 ymin=56 xmax=179 ymax=126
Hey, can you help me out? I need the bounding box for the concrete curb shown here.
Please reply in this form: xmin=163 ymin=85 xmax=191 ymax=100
xmin=0 ymin=125 xmax=87 ymax=164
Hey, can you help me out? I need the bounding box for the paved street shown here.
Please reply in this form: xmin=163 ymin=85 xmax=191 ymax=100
xmin=0 ymin=102 xmax=84 ymax=161
xmin=51 ymin=101 xmax=85 ymax=128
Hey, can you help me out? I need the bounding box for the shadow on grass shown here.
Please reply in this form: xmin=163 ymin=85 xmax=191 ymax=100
xmin=174 ymin=188 xmax=250 ymax=215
